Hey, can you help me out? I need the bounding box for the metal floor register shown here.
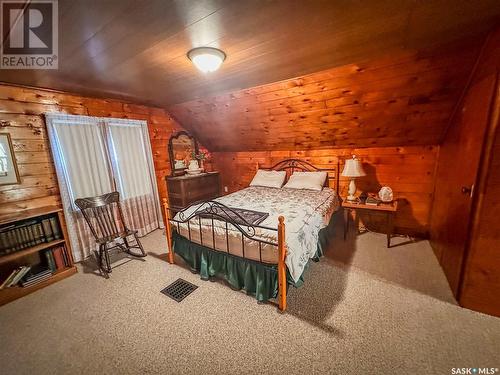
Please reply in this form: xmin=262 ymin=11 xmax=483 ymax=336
xmin=161 ymin=278 xmax=198 ymax=302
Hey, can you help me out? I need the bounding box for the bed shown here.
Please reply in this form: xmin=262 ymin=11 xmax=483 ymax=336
xmin=162 ymin=159 xmax=340 ymax=312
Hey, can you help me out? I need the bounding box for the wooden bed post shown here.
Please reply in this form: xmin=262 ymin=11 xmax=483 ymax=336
xmin=277 ymin=215 xmax=287 ymax=312
xmin=162 ymin=198 xmax=174 ymax=264
xmin=336 ymin=159 xmax=340 ymax=191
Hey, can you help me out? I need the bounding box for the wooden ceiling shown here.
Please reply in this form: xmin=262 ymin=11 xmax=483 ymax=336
xmin=0 ymin=0 xmax=499 ymax=108
xmin=169 ymin=37 xmax=483 ymax=151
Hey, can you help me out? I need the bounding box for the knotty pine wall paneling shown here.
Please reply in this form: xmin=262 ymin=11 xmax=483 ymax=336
xmin=167 ymin=38 xmax=484 ymax=239
xmin=169 ymin=38 xmax=482 ymax=151
xmin=458 ymin=28 xmax=500 ymax=317
xmin=0 ymin=84 xmax=184 ymax=220
xmin=3 ymin=2 xmax=498 ymax=106
xmin=429 ymin=26 xmax=500 ymax=316
xmin=212 ymin=146 xmax=438 ymax=237
xmin=459 ymin=80 xmax=500 ymax=317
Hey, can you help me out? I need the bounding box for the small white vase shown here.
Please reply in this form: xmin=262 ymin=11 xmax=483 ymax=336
xmin=174 ymin=160 xmax=185 ymax=169
xmin=188 ymin=160 xmax=199 ymax=170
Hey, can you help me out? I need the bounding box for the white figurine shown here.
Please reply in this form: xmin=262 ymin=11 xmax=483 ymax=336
xmin=378 ymin=186 xmax=393 ymax=202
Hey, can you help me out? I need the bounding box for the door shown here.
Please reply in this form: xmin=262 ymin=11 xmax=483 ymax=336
xmin=431 ymin=74 xmax=497 ymax=296
xmin=459 ymin=73 xmax=500 ymax=316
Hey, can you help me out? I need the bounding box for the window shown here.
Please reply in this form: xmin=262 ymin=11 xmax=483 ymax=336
xmin=45 ymin=113 xmax=162 ymax=262
xmin=0 ymin=142 xmax=7 ymax=176
xmin=52 ymin=119 xmax=112 ymax=205
xmin=48 ymin=115 xmax=156 ymax=204
xmin=107 ymin=122 xmax=154 ymax=199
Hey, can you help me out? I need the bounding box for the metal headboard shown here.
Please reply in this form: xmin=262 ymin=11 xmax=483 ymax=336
xmin=257 ymin=158 xmax=340 ymax=191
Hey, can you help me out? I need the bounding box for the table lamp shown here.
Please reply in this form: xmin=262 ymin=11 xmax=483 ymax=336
xmin=341 ymin=155 xmax=366 ymax=201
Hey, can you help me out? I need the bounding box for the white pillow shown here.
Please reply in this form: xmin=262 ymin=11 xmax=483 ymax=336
xmin=283 ymin=171 xmax=327 ymax=191
xmin=249 ymin=170 xmax=286 ymax=188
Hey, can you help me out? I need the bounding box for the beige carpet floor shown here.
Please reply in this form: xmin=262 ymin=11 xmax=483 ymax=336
xmin=0 ymin=220 xmax=499 ymax=375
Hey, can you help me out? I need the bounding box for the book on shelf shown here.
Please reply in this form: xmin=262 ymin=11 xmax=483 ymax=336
xmin=26 ymin=223 xmax=44 ymax=247
xmin=0 ymin=247 xmax=68 ymax=290
xmin=49 ymin=217 xmax=62 ymax=239
xmin=0 ymin=224 xmax=15 ymax=250
xmin=21 ymin=269 xmax=52 ymax=288
xmin=0 ymin=266 xmax=31 ymax=289
xmin=52 ymin=247 xmax=66 ymax=270
xmin=18 ymin=227 xmax=26 ymax=250
xmin=41 ymin=218 xmax=54 ymax=242
xmin=0 ymin=269 xmax=19 ymax=289
xmin=25 ymin=266 xmax=51 ymax=279
xmin=44 ymin=249 xmax=57 ymax=273
xmin=36 ymin=223 xmax=45 ymax=244
xmin=9 ymin=266 xmax=31 ymax=287
xmin=0 ymin=215 xmax=63 ymax=256
xmin=41 ymin=217 xmax=61 ymax=242
xmin=365 ymin=196 xmax=381 ymax=206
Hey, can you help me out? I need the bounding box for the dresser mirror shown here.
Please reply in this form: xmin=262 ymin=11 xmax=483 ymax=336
xmin=168 ymin=131 xmax=199 ymax=176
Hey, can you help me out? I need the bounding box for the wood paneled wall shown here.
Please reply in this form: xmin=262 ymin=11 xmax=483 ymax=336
xmin=212 ymin=146 xmax=438 ymax=237
xmin=169 ymin=37 xmax=482 ymax=151
xmin=4 ymin=2 xmax=498 ymax=107
xmin=460 ymin=87 xmax=500 ymax=316
xmin=456 ymin=28 xmax=500 ymax=316
xmin=430 ymin=26 xmax=500 ymax=316
xmin=0 ymin=84 xmax=184 ymax=218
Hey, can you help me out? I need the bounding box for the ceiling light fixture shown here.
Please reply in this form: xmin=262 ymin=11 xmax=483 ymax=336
xmin=187 ymin=47 xmax=226 ymax=73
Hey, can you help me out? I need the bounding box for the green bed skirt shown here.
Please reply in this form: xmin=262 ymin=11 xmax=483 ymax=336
xmin=172 ymin=217 xmax=334 ymax=302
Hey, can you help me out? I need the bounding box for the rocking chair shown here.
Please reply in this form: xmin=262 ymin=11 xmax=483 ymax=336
xmin=75 ymin=191 xmax=147 ymax=278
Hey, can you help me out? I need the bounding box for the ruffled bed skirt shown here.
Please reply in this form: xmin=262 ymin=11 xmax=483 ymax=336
xmin=172 ymin=217 xmax=334 ymax=301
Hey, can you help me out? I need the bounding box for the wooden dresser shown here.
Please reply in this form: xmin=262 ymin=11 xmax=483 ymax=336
xmin=166 ymin=172 xmax=221 ymax=212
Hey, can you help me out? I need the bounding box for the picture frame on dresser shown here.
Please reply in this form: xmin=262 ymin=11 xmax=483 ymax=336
xmin=0 ymin=133 xmax=21 ymax=186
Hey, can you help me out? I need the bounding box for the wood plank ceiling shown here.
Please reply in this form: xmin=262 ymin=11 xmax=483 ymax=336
xmin=0 ymin=0 xmax=499 ymax=108
xmin=169 ymin=37 xmax=483 ymax=150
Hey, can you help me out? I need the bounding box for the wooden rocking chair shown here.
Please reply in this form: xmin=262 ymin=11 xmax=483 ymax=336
xmin=75 ymin=192 xmax=147 ymax=278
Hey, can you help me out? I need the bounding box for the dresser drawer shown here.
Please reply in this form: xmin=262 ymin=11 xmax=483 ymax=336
xmin=187 ymin=184 xmax=219 ymax=200
xmin=166 ymin=172 xmax=221 ymax=211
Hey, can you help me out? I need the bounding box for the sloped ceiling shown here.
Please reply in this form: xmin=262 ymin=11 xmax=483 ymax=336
xmin=168 ymin=36 xmax=484 ymax=151
xmin=1 ymin=0 xmax=499 ymax=107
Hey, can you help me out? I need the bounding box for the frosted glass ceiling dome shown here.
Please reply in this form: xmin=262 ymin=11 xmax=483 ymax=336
xmin=187 ymin=47 xmax=226 ymax=73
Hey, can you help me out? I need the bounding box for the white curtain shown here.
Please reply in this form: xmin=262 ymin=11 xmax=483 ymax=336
xmin=45 ymin=114 xmax=163 ymax=262
xmin=106 ymin=119 xmax=163 ymax=236
xmin=51 ymin=118 xmax=112 ymax=200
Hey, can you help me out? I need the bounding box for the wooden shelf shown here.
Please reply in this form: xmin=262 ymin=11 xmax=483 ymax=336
xmin=0 ymin=207 xmax=76 ymax=305
xmin=0 ymin=206 xmax=62 ymax=226
xmin=0 ymin=266 xmax=77 ymax=306
xmin=0 ymin=239 xmax=66 ymax=265
xmin=342 ymin=198 xmax=398 ymax=212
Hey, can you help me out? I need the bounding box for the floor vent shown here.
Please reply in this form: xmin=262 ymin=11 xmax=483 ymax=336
xmin=161 ymin=278 xmax=198 ymax=302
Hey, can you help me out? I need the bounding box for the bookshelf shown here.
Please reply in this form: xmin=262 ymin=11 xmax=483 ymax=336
xmin=0 ymin=239 xmax=66 ymax=265
xmin=0 ymin=206 xmax=77 ymax=306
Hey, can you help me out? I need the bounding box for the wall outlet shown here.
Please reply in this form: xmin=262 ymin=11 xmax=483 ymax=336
xmin=224 ymin=186 xmax=228 ymax=193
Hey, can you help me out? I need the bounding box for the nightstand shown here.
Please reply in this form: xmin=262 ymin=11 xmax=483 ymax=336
xmin=342 ymin=199 xmax=398 ymax=247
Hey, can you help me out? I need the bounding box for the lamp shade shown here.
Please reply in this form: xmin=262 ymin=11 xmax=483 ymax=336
xmin=341 ymin=156 xmax=366 ymax=177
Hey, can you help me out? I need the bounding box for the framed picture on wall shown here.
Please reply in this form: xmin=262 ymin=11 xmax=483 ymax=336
xmin=0 ymin=133 xmax=21 ymax=185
